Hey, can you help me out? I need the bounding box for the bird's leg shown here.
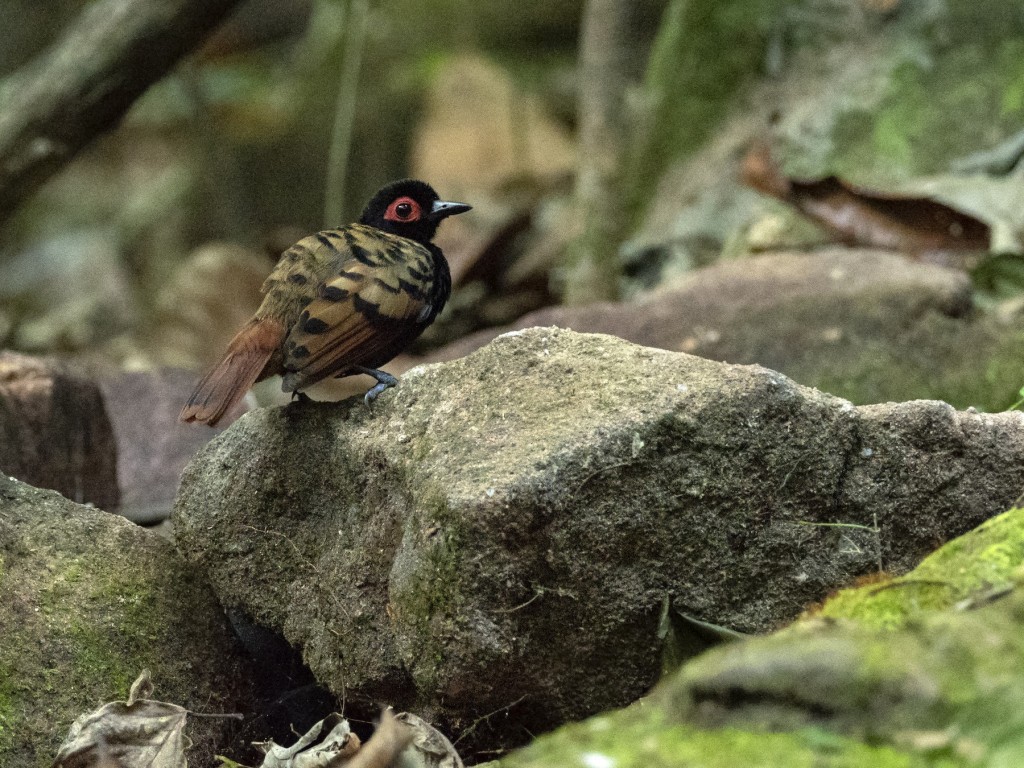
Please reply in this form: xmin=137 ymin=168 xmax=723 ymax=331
xmin=291 ymin=390 xmax=313 ymax=404
xmin=354 ymin=366 xmax=399 ymax=404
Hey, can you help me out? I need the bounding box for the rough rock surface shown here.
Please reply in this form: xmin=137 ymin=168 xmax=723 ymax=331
xmin=0 ymin=351 xmax=119 ymax=510
xmin=0 ymin=475 xmax=256 ymax=767
xmin=173 ymin=328 xmax=1024 ymax=753
xmin=415 ymin=250 xmax=1024 ymax=411
xmin=499 ymin=506 xmax=1024 ymax=767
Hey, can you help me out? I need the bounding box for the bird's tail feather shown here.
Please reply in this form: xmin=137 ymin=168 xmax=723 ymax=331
xmin=179 ymin=317 xmax=285 ymax=427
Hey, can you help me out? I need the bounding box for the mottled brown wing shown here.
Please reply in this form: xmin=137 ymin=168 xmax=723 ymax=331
xmin=281 ymin=242 xmax=432 ymax=391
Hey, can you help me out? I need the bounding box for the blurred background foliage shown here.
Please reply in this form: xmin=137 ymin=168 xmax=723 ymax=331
xmin=0 ymin=0 xmax=664 ymax=370
xmin=3 ymin=0 xmax=1024 ymax=410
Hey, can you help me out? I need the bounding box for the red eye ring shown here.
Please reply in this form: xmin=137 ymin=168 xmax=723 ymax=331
xmin=384 ymin=196 xmax=421 ymax=222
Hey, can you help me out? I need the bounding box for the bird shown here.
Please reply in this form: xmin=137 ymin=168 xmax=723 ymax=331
xmin=179 ymin=179 xmax=471 ymax=426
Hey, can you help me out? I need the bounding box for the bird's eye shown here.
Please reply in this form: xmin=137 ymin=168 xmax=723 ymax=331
xmin=384 ymin=196 xmax=421 ymax=223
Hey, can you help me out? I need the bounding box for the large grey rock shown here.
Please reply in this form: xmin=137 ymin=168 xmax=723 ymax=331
xmin=0 ymin=475 xmax=256 ymax=767
xmin=499 ymin=507 xmax=1024 ymax=767
xmin=173 ymin=328 xmax=1024 ymax=753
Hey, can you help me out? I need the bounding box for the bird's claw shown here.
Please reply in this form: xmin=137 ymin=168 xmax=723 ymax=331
xmin=363 ymin=383 xmax=388 ymax=405
xmin=357 ymin=367 xmax=399 ymax=405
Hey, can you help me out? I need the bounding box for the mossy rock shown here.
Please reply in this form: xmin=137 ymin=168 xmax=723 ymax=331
xmin=498 ymin=706 xmax=938 ymax=768
xmin=499 ymin=503 xmax=1024 ymax=767
xmin=815 ymin=505 xmax=1024 ymax=629
xmin=0 ymin=475 xmax=256 ymax=766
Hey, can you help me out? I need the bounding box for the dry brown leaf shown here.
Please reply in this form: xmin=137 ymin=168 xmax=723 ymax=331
xmin=255 ymin=713 xmax=359 ymax=768
xmin=394 ymin=713 xmax=464 ymax=768
xmin=252 ymin=709 xmax=442 ymax=768
xmin=52 ymin=670 xmax=189 ymax=768
xmin=344 ymin=710 xmax=414 ymax=768
xmin=741 ymin=142 xmax=991 ymax=265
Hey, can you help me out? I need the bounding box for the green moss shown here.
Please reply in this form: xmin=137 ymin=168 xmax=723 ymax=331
xmin=830 ymin=37 xmax=1024 ymax=183
xmin=0 ymin=662 xmax=15 ymax=745
xmin=627 ymin=0 xmax=788 ymax=223
xmin=500 ymin=703 xmax=948 ymax=768
xmin=818 ymin=507 xmax=1024 ymax=629
xmin=0 ymin=478 xmax=250 ymax=767
xmin=665 ymin=591 xmax=1024 ymax=766
xmin=4 ymin=546 xmax=202 ymax=762
xmin=62 ymin=625 xmax=137 ymax=699
xmin=388 ymin=486 xmax=472 ymax=690
xmin=17 ymin=548 xmax=166 ymax=715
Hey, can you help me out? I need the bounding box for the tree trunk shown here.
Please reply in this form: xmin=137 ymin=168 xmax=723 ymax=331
xmin=562 ymin=0 xmax=632 ymax=305
xmin=0 ymin=0 xmax=246 ymax=226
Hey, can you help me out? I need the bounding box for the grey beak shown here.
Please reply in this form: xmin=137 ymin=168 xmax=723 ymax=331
xmin=431 ymin=200 xmax=472 ymax=220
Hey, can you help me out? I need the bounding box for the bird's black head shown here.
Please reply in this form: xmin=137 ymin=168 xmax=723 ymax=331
xmin=360 ymin=179 xmax=471 ymax=243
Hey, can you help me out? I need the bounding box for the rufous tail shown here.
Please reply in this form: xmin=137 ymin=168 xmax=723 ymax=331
xmin=179 ymin=317 xmax=285 ymax=427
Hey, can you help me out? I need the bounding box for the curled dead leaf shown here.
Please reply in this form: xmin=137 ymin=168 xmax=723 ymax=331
xmin=395 ymin=712 xmax=464 ymax=768
xmin=741 ymin=142 xmax=991 ymax=266
xmin=255 ymin=713 xmax=359 ymax=768
xmin=52 ymin=671 xmax=189 ymax=768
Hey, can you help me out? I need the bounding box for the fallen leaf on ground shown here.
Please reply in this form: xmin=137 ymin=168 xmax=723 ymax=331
xmin=52 ymin=670 xmax=189 ymax=768
xmin=254 ymin=713 xmax=359 ymax=768
xmin=252 ymin=708 xmax=462 ymax=768
xmin=395 ymin=712 xmax=464 ymax=768
xmin=658 ymin=592 xmax=746 ymax=676
xmin=741 ymin=142 xmax=991 ymax=266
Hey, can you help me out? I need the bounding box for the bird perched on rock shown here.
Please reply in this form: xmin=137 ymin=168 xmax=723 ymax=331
xmin=180 ymin=179 xmax=471 ymax=426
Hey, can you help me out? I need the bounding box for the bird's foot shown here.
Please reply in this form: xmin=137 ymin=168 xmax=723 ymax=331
xmin=355 ymin=367 xmax=399 ymax=405
xmin=291 ymin=391 xmax=313 ymax=404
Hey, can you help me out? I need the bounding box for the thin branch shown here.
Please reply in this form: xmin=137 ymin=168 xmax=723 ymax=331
xmin=323 ymin=0 xmax=370 ymax=227
xmin=452 ymin=695 xmax=528 ymax=746
xmin=0 ymin=0 xmax=246 ymax=226
xmin=562 ymin=0 xmax=633 ymax=305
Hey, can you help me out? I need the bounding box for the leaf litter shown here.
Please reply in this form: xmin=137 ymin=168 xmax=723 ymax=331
xmin=52 ymin=670 xmax=464 ymax=768
xmin=52 ymin=670 xmax=196 ymax=768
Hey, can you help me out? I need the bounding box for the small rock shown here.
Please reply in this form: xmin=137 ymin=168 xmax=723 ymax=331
xmin=99 ymin=367 xmax=242 ymax=524
xmin=148 ymin=241 xmax=270 ymax=370
xmin=0 ymin=351 xmax=118 ymax=510
xmin=415 ymin=249 xmax=1022 ymax=410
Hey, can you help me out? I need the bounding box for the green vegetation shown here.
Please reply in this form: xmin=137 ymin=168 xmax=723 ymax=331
xmin=817 ymin=507 xmax=1024 ymax=629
